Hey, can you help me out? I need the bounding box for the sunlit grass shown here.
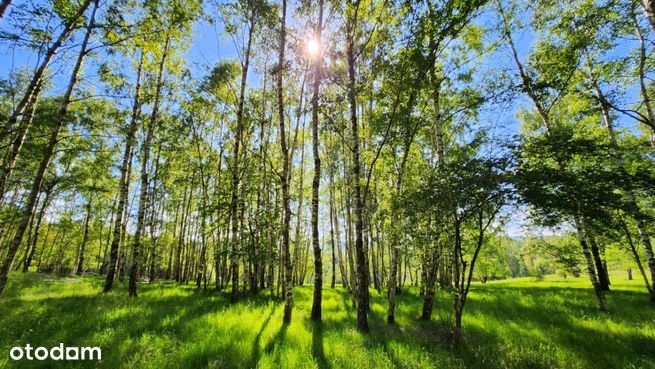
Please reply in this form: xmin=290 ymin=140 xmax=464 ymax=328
xmin=0 ymin=272 xmax=653 ymax=368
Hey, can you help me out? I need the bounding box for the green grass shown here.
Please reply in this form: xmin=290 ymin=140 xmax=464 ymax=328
xmin=0 ymin=273 xmax=653 ymax=369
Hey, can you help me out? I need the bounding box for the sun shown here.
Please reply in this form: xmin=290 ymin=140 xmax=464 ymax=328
xmin=306 ymin=39 xmax=320 ymax=57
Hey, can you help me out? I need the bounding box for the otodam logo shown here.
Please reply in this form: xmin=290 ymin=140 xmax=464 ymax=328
xmin=9 ymin=343 xmax=101 ymax=361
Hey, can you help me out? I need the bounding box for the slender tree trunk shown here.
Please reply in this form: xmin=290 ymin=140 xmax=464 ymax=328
xmin=309 ymin=0 xmax=324 ymax=320
xmin=586 ymin=60 xmax=654 ymax=300
xmin=16 ymin=193 xmax=40 ymax=271
xmin=266 ymin=188 xmax=276 ymax=293
xmin=346 ymin=4 xmax=368 ymax=331
xmin=192 ymin=131 xmax=209 ymax=290
xmin=213 ymin=150 xmax=224 ymax=289
xmin=174 ymin=189 xmax=186 ymax=281
xmin=586 ymin=229 xmax=609 ymax=291
xmin=0 ymin=0 xmax=98 ymax=295
xmin=99 ymin=194 xmax=117 ymax=273
xmin=620 ymin=217 xmax=655 ymax=302
xmin=276 ymin=0 xmax=293 ymax=322
xmin=104 ymin=51 xmax=143 ymax=292
xmin=230 ymin=9 xmax=255 ymax=304
xmin=167 ymin=197 xmax=180 ymax=279
xmin=75 ymin=196 xmax=93 ymax=275
xmin=373 ymin=224 xmax=381 ymax=288
xmin=252 ymin=80 xmax=268 ymax=294
xmin=301 ymin=238 xmax=310 ymax=285
xmin=344 ymin=181 xmax=356 ymax=297
xmin=370 ymin=215 xmax=380 ymax=292
xmin=377 ymin=223 xmax=385 ymax=287
xmin=387 ymin=217 xmax=400 ymax=324
xmin=363 ymin=210 xmax=372 ymax=303
xmin=420 ymin=224 xmax=441 ymax=320
xmin=129 ymin=37 xmax=169 ymax=297
xmin=293 ymin=122 xmax=306 ymax=286
xmin=147 ymin=147 xmax=162 ymax=282
xmin=600 ymin=244 xmax=609 ymax=286
xmin=35 ymin=221 xmax=51 ymax=271
xmin=23 ymin=189 xmax=51 ymax=272
xmin=451 ymin=220 xmax=463 ymax=343
xmin=332 ymin=163 xmax=347 ymax=289
xmin=177 ymin=178 xmax=194 ymax=282
xmin=42 ymin=225 xmax=62 ymax=271
xmin=329 ymin=159 xmax=337 ymax=289
xmin=387 ymin=146 xmax=411 ymax=324
xmin=421 ymin=38 xmax=445 ymax=318
xmin=454 ymin=207 xmax=498 ymax=346
xmin=575 ymin=217 xmax=608 ymax=310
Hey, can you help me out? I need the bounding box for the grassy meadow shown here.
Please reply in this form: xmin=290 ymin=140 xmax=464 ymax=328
xmin=0 ymin=273 xmax=653 ymax=369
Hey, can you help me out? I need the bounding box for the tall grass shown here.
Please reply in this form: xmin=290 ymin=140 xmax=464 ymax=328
xmin=0 ymin=273 xmax=652 ymax=369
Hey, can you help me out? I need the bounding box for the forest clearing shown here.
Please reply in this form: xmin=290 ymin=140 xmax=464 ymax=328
xmin=0 ymin=272 xmax=653 ymax=369
xmin=2 ymin=0 xmax=655 ymax=367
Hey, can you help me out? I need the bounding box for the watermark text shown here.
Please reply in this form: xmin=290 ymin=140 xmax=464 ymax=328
xmin=9 ymin=343 xmax=101 ymax=361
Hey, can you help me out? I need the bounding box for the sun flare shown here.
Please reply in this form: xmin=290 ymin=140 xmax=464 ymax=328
xmin=306 ymin=39 xmax=320 ymax=56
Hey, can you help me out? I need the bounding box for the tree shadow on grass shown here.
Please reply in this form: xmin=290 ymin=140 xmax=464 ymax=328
xmin=0 ymin=277 xmax=276 ymax=369
xmin=248 ymin=305 xmax=275 ymax=368
xmin=2 ymin=276 xmax=654 ymax=369
xmin=310 ymin=320 xmax=329 ymax=369
xmin=263 ymin=321 xmax=288 ymax=367
xmin=457 ymin=285 xmax=655 ymax=369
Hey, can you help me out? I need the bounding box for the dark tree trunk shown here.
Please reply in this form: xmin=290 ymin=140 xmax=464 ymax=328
xmin=346 ymin=6 xmax=369 ymax=331
xmin=453 ymin=296 xmax=464 ymax=345
xmin=575 ymin=218 xmax=608 ymax=311
xmin=420 ymin=232 xmax=441 ymax=321
xmin=309 ymin=0 xmax=325 ymax=321
xmin=0 ymin=0 xmax=11 ymax=19
xmin=588 ymin=233 xmax=609 ymax=291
